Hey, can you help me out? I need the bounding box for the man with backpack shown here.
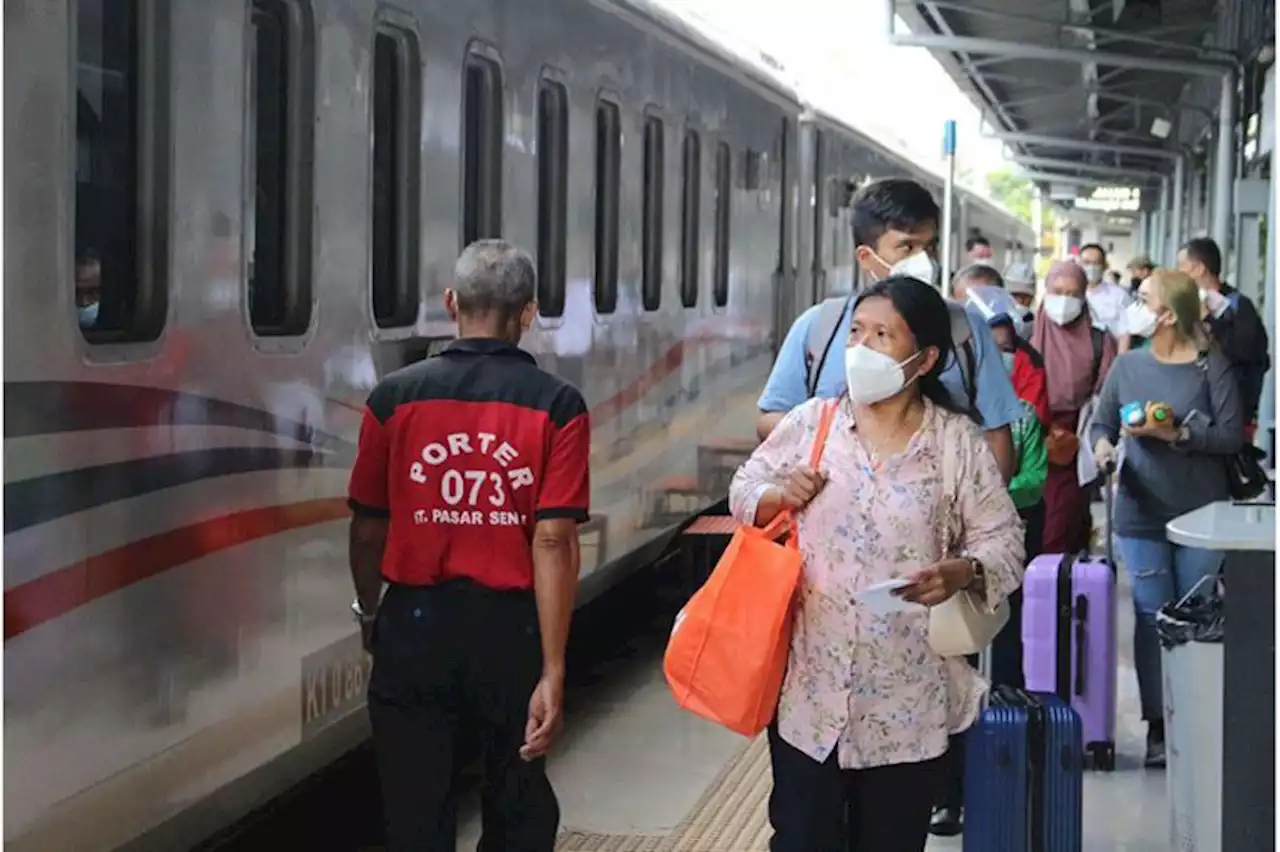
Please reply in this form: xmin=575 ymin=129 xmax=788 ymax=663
xmin=756 ymin=178 xmax=1024 ymax=483
xmin=1178 ymin=236 xmax=1270 ymax=441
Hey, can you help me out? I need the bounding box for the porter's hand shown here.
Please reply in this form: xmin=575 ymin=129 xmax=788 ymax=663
xmin=520 ymin=673 xmax=565 ymax=761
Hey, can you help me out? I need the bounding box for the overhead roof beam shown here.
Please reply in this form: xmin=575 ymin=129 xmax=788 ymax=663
xmin=1012 ymin=154 xmax=1167 ymax=178
xmin=994 ymin=86 xmax=1214 ymax=120
xmin=982 ymin=128 xmax=1182 ymax=160
xmin=1017 ymin=171 xmax=1159 ymax=188
xmin=886 ymin=22 xmax=1236 ymax=77
xmin=915 ymin=2 xmax=1022 ymax=134
xmin=1094 ymin=88 xmax=1214 ymax=119
xmin=913 ymin=0 xmax=1232 ymax=60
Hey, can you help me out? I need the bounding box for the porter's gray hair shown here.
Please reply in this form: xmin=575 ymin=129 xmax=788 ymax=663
xmin=452 ymin=239 xmax=537 ymax=318
xmin=952 ymin=262 xmax=1004 ymax=289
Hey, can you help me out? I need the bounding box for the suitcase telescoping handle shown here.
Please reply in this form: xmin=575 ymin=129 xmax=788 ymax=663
xmin=1099 ymin=460 xmax=1115 ymax=567
xmin=1073 ymin=594 xmax=1088 ymax=697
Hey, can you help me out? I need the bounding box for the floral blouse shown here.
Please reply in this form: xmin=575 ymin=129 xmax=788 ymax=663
xmin=729 ymin=397 xmax=1025 ymax=769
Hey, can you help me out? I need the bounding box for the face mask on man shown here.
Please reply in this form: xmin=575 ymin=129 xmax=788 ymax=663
xmin=1080 ymin=263 xmax=1104 ymax=285
xmin=1042 ymin=293 xmax=1084 ymax=326
xmin=78 ymin=301 xmax=99 ymax=330
xmin=844 ymin=344 xmax=924 ymax=406
xmin=1199 ymin=287 xmax=1228 ymax=316
xmin=871 ymin=249 xmax=939 ymax=289
xmin=1017 ymin=307 xmax=1035 ymax=337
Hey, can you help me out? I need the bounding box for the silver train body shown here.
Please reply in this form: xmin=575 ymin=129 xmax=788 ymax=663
xmin=3 ymin=1 xmax=1033 ymax=849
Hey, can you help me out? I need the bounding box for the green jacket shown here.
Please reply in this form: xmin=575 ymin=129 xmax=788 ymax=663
xmin=1008 ymin=398 xmax=1047 ymax=510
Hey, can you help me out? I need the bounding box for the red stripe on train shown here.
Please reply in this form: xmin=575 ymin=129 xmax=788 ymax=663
xmin=4 ymin=498 xmax=351 ymax=641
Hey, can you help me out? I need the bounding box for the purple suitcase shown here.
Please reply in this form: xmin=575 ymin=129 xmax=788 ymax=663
xmin=1022 ymin=476 xmax=1118 ymax=771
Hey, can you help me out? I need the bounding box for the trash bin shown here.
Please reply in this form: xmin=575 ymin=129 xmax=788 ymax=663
xmin=1158 ymin=589 xmax=1225 ymax=852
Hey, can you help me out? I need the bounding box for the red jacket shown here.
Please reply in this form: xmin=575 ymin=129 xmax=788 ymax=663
xmin=1011 ymin=339 xmax=1051 ymax=428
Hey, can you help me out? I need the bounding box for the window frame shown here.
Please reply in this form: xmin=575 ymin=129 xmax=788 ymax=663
xmin=460 ymin=45 xmax=504 ymax=248
xmin=245 ymin=0 xmax=317 ymax=341
xmin=679 ymin=126 xmax=702 ymax=309
xmin=369 ymin=18 xmax=423 ymax=330
xmin=535 ymin=72 xmax=569 ymax=319
xmin=641 ymin=110 xmax=665 ymax=313
xmin=74 ymin=0 xmax=172 ymax=347
xmin=592 ymin=94 xmax=621 ymax=316
xmin=712 ymin=139 xmax=731 ymax=308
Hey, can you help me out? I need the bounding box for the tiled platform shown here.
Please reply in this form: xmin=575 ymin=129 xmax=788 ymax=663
xmin=455 ymin=502 xmax=1170 ymax=851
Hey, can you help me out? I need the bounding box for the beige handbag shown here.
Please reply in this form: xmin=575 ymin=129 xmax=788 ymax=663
xmin=928 ymin=429 xmax=1010 ymax=657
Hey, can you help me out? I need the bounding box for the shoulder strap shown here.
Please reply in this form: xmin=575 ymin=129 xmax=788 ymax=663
xmin=946 ymin=301 xmax=977 ymax=412
xmin=805 ymin=297 xmax=850 ymax=398
xmin=809 ymin=399 xmax=839 ymax=469
xmin=939 ymin=415 xmax=960 ymax=556
xmin=768 ymin=400 xmax=839 ymax=544
xmin=1090 ymin=327 xmax=1104 ymax=385
xmin=959 ymin=339 xmax=978 ymax=411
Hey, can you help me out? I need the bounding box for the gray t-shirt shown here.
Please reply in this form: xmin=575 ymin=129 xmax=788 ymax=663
xmin=1089 ymin=348 xmax=1243 ymax=540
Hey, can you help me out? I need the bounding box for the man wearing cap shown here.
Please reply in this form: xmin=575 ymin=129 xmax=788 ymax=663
xmin=1002 ymin=261 xmax=1037 ymax=324
xmin=1126 ymin=254 xmax=1153 ymax=291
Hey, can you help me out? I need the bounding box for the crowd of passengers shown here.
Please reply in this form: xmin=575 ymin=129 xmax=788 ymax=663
xmin=345 ymin=175 xmax=1269 ymax=852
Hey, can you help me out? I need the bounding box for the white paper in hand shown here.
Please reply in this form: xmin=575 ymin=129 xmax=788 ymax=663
xmin=853 ymin=579 xmax=925 ymax=616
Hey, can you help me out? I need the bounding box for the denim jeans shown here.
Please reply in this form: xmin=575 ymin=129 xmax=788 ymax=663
xmin=1115 ymin=535 xmax=1224 ymax=722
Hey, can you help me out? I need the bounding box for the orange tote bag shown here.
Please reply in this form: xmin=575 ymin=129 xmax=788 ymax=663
xmin=663 ymin=400 xmax=837 ymax=736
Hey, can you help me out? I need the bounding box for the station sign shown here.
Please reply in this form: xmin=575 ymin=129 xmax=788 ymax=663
xmin=1073 ymin=187 xmax=1141 ymax=212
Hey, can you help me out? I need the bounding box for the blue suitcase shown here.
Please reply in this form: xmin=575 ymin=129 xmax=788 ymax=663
xmin=963 ymin=687 xmax=1084 ymax=852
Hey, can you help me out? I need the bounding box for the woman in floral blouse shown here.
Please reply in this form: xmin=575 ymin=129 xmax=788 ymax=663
xmin=729 ymin=275 xmax=1025 ymax=852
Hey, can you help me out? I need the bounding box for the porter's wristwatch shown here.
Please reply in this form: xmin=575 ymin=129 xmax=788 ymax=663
xmin=351 ymin=598 xmax=377 ymax=625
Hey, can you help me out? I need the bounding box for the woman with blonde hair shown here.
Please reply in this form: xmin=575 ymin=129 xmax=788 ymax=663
xmin=1091 ymin=267 xmax=1244 ymax=767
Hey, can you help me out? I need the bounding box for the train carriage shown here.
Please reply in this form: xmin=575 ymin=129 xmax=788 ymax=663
xmin=2 ymin=1 xmax=1032 ymax=849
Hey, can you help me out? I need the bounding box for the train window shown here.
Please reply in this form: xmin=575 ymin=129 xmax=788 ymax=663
xmin=680 ymin=129 xmax=701 ymax=308
xmin=536 ymin=79 xmax=568 ymax=317
xmin=826 ymin=178 xmax=854 ymax=218
xmin=593 ymin=99 xmax=621 ymax=315
xmin=249 ymin=0 xmax=315 ymax=337
xmin=462 ymin=54 xmax=503 ymax=246
xmin=641 ymin=115 xmax=664 ymax=312
xmin=742 ymin=149 xmax=762 ymax=191
xmin=371 ymin=26 xmax=421 ymax=328
xmin=75 ymin=0 xmax=168 ymax=342
xmin=712 ymin=142 xmax=731 ymax=308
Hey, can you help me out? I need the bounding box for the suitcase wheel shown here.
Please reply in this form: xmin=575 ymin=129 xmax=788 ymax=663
xmin=1087 ymin=741 xmax=1116 ymax=772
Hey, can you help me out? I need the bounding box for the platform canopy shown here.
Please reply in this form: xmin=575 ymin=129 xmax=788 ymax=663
xmin=889 ymin=0 xmax=1273 ymax=243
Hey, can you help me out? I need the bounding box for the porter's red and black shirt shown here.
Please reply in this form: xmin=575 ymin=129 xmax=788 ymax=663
xmin=348 ymin=338 xmax=590 ymax=590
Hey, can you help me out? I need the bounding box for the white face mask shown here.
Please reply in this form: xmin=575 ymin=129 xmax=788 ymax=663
xmin=844 ymin=343 xmax=923 ymax=406
xmin=878 ymin=250 xmax=939 ymax=288
xmin=1125 ymin=302 xmax=1159 ymax=338
xmin=1080 ymin=263 xmax=1104 ymax=285
xmin=999 ymin=350 xmax=1016 ymax=373
xmin=1043 ymin=294 xmax=1084 ymax=326
xmin=1017 ymin=307 xmax=1035 ymax=338
xmin=78 ymin=301 xmax=99 ymax=329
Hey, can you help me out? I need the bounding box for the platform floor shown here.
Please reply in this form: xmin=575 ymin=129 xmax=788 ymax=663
xmin=451 ymin=504 xmax=1169 ymax=851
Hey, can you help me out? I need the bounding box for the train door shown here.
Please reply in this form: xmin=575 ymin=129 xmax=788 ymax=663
xmin=795 ymin=116 xmax=817 ymax=312
xmin=810 ymin=129 xmax=827 ymax=304
xmin=772 ymin=115 xmax=796 ymax=352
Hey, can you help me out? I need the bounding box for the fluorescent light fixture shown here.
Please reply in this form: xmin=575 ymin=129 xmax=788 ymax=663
xmin=1149 ymin=117 xmax=1173 ymax=139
